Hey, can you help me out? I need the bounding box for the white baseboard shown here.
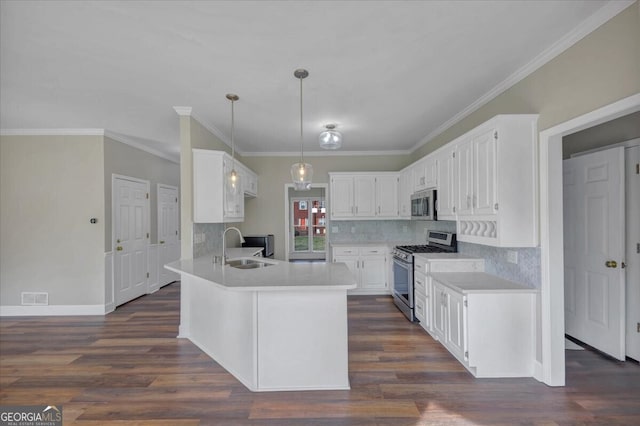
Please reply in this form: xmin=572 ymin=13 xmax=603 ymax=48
xmin=0 ymin=304 xmax=107 ymax=316
xmin=532 ymin=360 xmax=544 ymax=382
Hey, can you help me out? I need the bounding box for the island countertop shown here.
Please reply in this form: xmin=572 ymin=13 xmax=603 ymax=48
xmin=165 ymin=256 xmax=357 ymax=292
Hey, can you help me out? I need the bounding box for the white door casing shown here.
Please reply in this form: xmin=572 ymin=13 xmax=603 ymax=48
xmin=625 ymin=145 xmax=640 ymax=361
xmin=113 ymin=175 xmax=150 ymax=307
xmin=563 ymin=147 xmax=625 ymax=360
xmin=158 ymin=184 xmax=180 ymax=287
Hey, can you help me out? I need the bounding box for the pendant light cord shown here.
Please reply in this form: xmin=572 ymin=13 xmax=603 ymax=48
xmin=231 ymin=98 xmax=235 ymax=170
xmin=299 ymin=74 xmax=304 ymax=165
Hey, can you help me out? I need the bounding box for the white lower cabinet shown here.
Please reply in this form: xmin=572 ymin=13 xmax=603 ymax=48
xmin=429 ymin=272 xmax=537 ymax=378
xmin=333 ymin=246 xmax=388 ymax=294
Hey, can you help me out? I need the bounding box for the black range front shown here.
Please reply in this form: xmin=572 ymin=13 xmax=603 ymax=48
xmin=391 ymin=231 xmax=457 ymax=322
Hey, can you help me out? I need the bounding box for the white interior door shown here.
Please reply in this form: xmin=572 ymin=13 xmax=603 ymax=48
xmin=563 ymin=147 xmax=625 ymax=360
xmin=114 ymin=176 xmax=149 ymax=306
xmin=625 ymin=145 xmax=640 ymax=361
xmin=158 ymin=184 xmax=180 ymax=286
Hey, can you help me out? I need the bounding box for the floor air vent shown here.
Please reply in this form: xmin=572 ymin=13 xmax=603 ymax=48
xmin=21 ymin=292 xmax=49 ymax=306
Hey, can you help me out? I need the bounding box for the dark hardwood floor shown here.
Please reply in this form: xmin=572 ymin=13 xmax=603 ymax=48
xmin=1 ymin=282 xmax=638 ymax=425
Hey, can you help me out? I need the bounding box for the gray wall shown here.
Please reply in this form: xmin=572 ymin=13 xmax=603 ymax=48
xmin=104 ymin=136 xmax=180 ymax=251
xmin=563 ymin=111 xmax=640 ymax=158
xmin=0 ymin=135 xmax=105 ymax=306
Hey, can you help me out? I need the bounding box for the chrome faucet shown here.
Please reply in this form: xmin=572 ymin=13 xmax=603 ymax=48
xmin=222 ymin=226 xmax=245 ymax=262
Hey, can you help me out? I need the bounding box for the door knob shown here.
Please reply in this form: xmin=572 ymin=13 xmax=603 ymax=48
xmin=116 ymin=246 xmax=123 ymax=251
xmin=605 ymin=260 xmax=617 ymax=268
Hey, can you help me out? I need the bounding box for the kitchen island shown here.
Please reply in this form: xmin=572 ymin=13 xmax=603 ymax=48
xmin=165 ymin=255 xmax=356 ymax=392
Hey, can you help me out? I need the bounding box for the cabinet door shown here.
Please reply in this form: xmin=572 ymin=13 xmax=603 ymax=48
xmin=398 ymin=169 xmax=413 ymax=218
xmin=473 ymin=129 xmax=497 ymax=215
xmin=375 ymin=175 xmax=399 ymax=217
xmin=223 ymin=157 xmax=243 ymax=219
xmin=446 ymin=290 xmax=466 ymax=362
xmin=333 ymin=255 xmax=359 ymax=284
xmin=354 ymin=176 xmax=376 ymax=217
xmin=359 ymin=255 xmax=387 ymax=289
xmin=437 ymin=147 xmax=457 ymax=218
xmin=414 ymin=162 xmax=426 ymax=191
xmin=330 ymin=176 xmax=354 ymax=218
xmin=457 ymin=140 xmax=474 ymax=216
xmin=425 ymin=156 xmax=438 ymax=189
xmin=432 ymin=282 xmax=447 ymax=342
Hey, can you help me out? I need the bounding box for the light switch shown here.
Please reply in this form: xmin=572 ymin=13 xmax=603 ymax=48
xmin=507 ymin=250 xmax=518 ymax=264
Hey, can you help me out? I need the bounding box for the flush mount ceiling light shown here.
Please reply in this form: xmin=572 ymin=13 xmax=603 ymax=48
xmin=290 ymin=68 xmax=313 ymax=191
xmin=226 ymin=93 xmax=241 ymax=195
xmin=319 ymin=124 xmax=342 ymax=150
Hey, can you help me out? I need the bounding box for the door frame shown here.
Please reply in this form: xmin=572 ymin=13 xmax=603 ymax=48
xmin=539 ymin=93 xmax=640 ymax=386
xmin=283 ymin=183 xmax=329 ymax=261
xmin=111 ymin=174 xmax=150 ymax=307
xmin=157 ymin=183 xmax=180 ymax=287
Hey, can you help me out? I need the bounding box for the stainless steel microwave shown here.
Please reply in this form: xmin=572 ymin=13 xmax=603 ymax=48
xmin=411 ymin=189 xmax=437 ymax=220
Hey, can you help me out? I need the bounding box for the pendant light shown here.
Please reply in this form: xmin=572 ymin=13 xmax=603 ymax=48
xmin=290 ymin=68 xmax=313 ymax=190
xmin=319 ymin=124 xmax=342 ymax=150
xmin=226 ymin=93 xmax=240 ymax=195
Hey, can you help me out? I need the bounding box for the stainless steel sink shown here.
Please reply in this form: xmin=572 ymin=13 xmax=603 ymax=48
xmin=226 ymin=258 xmax=275 ymax=269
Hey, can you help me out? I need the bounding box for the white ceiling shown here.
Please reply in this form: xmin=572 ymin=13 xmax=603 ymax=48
xmin=0 ymin=1 xmax=625 ymax=161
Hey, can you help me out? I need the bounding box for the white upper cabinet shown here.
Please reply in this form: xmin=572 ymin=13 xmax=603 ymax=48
xmin=456 ymin=129 xmax=497 ymax=217
xmin=425 ymin=156 xmax=438 ymax=189
xmin=353 ymin=175 xmax=376 ymax=217
xmin=454 ymin=115 xmax=539 ymax=247
xmin=329 ymin=172 xmax=399 ymax=220
xmin=330 ymin=175 xmax=355 ymax=218
xmin=375 ymin=174 xmax=400 ymax=217
xmin=435 ymin=144 xmax=457 ymax=220
xmin=193 ymin=149 xmax=257 ymax=223
xmin=398 ymin=168 xmax=413 ymax=219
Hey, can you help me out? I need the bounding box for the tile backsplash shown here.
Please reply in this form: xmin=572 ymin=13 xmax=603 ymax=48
xmin=193 ymin=223 xmax=224 ymax=258
xmin=457 ymin=242 xmax=541 ymax=288
xmin=329 ymin=219 xmax=540 ymax=288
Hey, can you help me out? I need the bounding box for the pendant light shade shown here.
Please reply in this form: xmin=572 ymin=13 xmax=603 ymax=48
xmin=226 ymin=93 xmax=241 ymax=195
xmin=319 ymin=124 xmax=342 ymax=150
xmin=291 ymin=68 xmax=313 ymax=190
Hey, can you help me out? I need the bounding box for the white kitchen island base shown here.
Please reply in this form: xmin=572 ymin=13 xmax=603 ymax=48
xmin=168 ymin=258 xmax=355 ymax=392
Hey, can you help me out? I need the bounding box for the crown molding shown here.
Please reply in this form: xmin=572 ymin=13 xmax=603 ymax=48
xmin=104 ymin=130 xmax=179 ymax=164
xmin=0 ymin=128 xmax=179 ymax=164
xmin=0 ymin=128 xmax=105 ymax=136
xmin=411 ymin=0 xmax=636 ymax=153
xmin=172 ymin=106 xmax=233 ymax=149
xmin=241 ymin=149 xmax=412 ymax=158
xmin=172 ymin=106 xmax=192 ymax=116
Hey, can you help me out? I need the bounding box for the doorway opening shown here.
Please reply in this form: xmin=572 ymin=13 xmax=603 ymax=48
xmin=539 ymin=94 xmax=640 ymax=386
xmin=562 ymin=117 xmax=640 ymax=362
xmin=285 ymin=185 xmax=328 ymax=261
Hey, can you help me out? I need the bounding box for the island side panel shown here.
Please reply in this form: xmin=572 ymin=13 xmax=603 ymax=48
xmin=256 ymin=290 xmax=350 ymax=391
xmin=180 ymin=274 xmax=258 ymax=389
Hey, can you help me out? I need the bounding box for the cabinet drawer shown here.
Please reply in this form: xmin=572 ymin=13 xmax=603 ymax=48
xmin=414 ymin=273 xmax=427 ymax=294
xmin=414 ymin=291 xmax=426 ymax=323
xmin=361 ymin=247 xmax=385 ymax=255
xmin=333 ymin=247 xmax=359 ymax=256
xmin=414 ymin=257 xmax=429 ymax=272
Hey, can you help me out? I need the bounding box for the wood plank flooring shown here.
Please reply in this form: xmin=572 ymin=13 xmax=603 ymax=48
xmin=1 ymin=282 xmax=639 ymax=425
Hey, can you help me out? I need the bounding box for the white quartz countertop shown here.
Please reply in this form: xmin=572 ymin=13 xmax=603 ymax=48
xmin=413 ymin=253 xmax=484 ymax=261
xmin=165 ymin=256 xmax=357 ymax=292
xmin=430 ymin=272 xmax=538 ymax=294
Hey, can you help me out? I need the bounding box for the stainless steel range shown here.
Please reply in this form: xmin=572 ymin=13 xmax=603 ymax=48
xmin=392 ymin=231 xmax=457 ymax=322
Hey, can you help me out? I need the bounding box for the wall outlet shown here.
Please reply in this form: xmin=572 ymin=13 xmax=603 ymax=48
xmin=194 ymin=233 xmax=205 ymax=244
xmin=332 ymin=226 xmax=339 ymax=233
xmin=507 ymin=250 xmax=518 ymax=264
xmin=351 ymin=226 xmax=356 ymax=233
